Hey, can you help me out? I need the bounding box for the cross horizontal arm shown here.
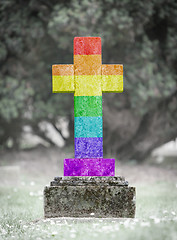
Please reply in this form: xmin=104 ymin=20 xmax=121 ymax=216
xmin=52 ymin=64 xmax=75 ymax=93
xmin=102 ymin=65 xmax=123 ymax=93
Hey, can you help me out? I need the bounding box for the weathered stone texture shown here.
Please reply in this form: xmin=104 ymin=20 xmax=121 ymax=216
xmin=44 ymin=176 xmax=136 ymax=218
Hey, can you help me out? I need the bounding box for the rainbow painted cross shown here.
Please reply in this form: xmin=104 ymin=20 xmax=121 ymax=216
xmin=52 ymin=37 xmax=123 ymax=176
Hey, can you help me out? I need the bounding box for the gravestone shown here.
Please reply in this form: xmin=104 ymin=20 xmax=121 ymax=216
xmin=44 ymin=37 xmax=136 ymax=218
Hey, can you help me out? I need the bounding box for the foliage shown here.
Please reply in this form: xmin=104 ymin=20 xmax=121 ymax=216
xmin=0 ymin=0 xmax=176 ymax=159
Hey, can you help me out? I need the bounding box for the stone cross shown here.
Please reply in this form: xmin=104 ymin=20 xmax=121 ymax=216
xmin=52 ymin=37 xmax=123 ymax=176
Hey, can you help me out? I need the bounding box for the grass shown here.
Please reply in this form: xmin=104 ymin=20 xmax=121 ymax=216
xmin=0 ymin=147 xmax=177 ymax=239
xmin=0 ymin=180 xmax=177 ymax=240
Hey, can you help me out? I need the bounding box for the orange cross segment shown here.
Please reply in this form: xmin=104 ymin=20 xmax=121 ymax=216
xmin=74 ymin=55 xmax=102 ymax=75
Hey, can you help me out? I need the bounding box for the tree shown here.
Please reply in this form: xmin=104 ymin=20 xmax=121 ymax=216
xmin=0 ymin=0 xmax=176 ymax=161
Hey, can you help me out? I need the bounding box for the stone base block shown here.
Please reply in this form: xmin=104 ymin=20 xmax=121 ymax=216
xmin=44 ymin=177 xmax=136 ymax=218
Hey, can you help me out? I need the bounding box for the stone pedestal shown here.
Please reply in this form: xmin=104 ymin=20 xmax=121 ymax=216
xmin=44 ymin=176 xmax=136 ymax=218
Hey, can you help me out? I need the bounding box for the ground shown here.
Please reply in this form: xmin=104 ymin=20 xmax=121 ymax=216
xmin=0 ymin=147 xmax=177 ymax=240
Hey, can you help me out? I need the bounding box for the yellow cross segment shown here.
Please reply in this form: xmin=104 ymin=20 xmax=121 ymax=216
xmin=75 ymin=75 xmax=102 ymax=96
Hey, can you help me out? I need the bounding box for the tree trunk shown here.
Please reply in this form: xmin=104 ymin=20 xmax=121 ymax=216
xmin=103 ymin=90 xmax=177 ymax=161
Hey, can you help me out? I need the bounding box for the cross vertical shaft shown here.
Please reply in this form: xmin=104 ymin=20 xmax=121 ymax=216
xmin=74 ymin=37 xmax=103 ymax=158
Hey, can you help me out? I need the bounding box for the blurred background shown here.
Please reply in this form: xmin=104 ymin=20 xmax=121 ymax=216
xmin=1 ymin=2 xmax=177 ymax=238
xmin=0 ymin=0 xmax=177 ymax=163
